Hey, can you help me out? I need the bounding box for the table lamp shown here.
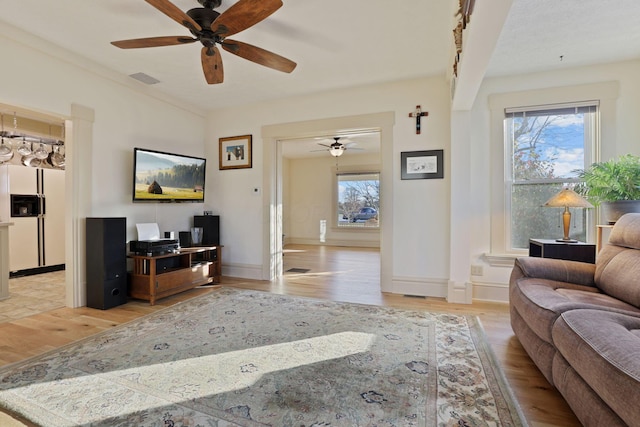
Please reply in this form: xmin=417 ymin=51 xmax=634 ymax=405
xmin=543 ymin=187 xmax=593 ymax=242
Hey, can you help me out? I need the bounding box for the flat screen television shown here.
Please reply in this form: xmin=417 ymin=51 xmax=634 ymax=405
xmin=133 ymin=147 xmax=206 ymax=203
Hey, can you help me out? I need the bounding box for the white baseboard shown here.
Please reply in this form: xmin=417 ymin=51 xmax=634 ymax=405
xmin=390 ymin=276 xmax=448 ymax=298
xmin=286 ymin=238 xmax=379 ymax=248
xmin=472 ymin=280 xmax=510 ymax=303
xmin=222 ymin=263 xmax=264 ymax=281
xmin=447 ymin=280 xmax=473 ymax=304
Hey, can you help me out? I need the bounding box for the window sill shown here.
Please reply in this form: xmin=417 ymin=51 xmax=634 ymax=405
xmin=483 ymin=252 xmax=522 ymax=267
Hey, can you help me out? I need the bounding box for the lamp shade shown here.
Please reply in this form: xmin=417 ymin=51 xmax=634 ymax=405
xmin=543 ymin=187 xmax=593 ymax=242
xmin=543 ymin=188 xmax=593 ymax=208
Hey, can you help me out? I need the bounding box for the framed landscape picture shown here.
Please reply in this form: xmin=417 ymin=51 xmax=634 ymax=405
xmin=219 ymin=134 xmax=252 ymax=170
xmin=401 ymin=149 xmax=444 ymax=180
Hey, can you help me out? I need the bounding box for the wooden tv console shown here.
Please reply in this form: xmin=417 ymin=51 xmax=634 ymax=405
xmin=128 ymin=246 xmax=222 ymax=305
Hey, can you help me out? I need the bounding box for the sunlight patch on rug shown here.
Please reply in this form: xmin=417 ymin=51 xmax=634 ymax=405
xmin=1 ymin=332 xmax=374 ymax=424
xmin=0 ymin=288 xmax=527 ymax=427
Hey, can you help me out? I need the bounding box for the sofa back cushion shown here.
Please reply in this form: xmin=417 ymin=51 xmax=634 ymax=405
xmin=595 ymin=213 xmax=640 ymax=307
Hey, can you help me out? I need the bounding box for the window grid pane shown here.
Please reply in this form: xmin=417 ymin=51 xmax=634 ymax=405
xmin=510 ymin=183 xmax=587 ymax=248
xmin=506 ymin=103 xmax=597 ymax=250
xmin=337 ymin=173 xmax=379 ymax=228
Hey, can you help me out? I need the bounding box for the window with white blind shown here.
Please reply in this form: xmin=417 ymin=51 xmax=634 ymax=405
xmin=505 ymin=102 xmax=598 ymax=249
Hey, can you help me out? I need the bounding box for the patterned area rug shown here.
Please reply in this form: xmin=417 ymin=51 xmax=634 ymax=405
xmin=0 ymin=288 xmax=527 ymax=426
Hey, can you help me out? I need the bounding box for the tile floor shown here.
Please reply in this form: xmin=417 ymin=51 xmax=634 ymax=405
xmin=0 ymin=271 xmax=66 ymax=323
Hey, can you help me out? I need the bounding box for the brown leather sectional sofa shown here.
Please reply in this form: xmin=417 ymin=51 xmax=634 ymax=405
xmin=509 ymin=213 xmax=640 ymax=426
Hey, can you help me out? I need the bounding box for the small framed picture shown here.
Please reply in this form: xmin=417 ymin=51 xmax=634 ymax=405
xmin=401 ymin=149 xmax=444 ymax=180
xmin=219 ymin=135 xmax=252 ymax=170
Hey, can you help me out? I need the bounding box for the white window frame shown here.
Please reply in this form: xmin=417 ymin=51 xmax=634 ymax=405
xmin=505 ymin=102 xmax=598 ymax=250
xmin=487 ymin=82 xmax=619 ymax=265
xmin=331 ymin=164 xmax=381 ymax=231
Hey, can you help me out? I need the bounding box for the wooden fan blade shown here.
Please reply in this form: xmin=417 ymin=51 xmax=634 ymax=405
xmin=201 ymin=46 xmax=224 ymax=84
xmin=111 ymin=36 xmax=196 ymax=49
xmin=221 ymin=39 xmax=296 ymax=73
xmin=145 ymin=0 xmax=202 ymax=31
xmin=211 ymin=0 xmax=282 ymax=37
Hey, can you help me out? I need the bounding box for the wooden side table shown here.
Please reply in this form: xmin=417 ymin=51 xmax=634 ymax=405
xmin=596 ymin=224 xmax=614 ymax=253
xmin=529 ymin=238 xmax=596 ymax=264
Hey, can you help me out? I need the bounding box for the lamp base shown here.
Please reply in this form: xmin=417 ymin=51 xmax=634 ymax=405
xmin=556 ymin=238 xmax=578 ymax=243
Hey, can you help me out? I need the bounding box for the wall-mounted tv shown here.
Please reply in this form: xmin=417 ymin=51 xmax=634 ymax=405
xmin=133 ymin=147 xmax=206 ymax=203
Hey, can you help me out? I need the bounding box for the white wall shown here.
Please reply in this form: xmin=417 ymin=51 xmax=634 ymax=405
xmin=0 ymin=26 xmax=207 ymax=240
xmin=467 ymin=59 xmax=640 ymax=301
xmin=10 ymin=21 xmax=637 ymax=304
xmin=285 ymin=153 xmax=381 ymax=247
xmin=206 ymin=77 xmax=452 ymax=295
xmin=0 ymin=24 xmax=207 ymax=306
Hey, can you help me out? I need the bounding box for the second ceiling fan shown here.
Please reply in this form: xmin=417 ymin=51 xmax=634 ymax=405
xmin=314 ymin=137 xmax=363 ymax=157
xmin=111 ymin=0 xmax=297 ymax=84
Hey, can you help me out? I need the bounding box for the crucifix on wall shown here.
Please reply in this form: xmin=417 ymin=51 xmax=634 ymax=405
xmin=409 ymin=105 xmax=428 ymax=134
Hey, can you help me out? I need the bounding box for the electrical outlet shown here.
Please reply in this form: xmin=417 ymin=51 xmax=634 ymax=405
xmin=470 ymin=265 xmax=483 ymax=276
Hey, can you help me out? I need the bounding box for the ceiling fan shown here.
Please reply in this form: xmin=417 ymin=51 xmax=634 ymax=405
xmin=111 ymin=0 xmax=297 ymax=84
xmin=313 ymin=137 xmax=363 ymax=157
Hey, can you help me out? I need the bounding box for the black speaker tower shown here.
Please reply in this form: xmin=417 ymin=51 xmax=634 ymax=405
xmin=86 ymin=217 xmax=128 ymax=309
xmin=194 ymin=215 xmax=220 ymax=245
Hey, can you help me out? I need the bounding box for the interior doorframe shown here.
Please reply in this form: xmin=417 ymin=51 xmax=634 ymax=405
xmin=66 ymin=103 xmax=95 ymax=308
xmin=261 ymin=112 xmax=395 ymax=290
xmin=0 ymin=101 xmax=92 ymax=308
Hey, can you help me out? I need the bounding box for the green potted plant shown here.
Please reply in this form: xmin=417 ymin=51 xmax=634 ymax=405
xmin=575 ymin=154 xmax=640 ymax=224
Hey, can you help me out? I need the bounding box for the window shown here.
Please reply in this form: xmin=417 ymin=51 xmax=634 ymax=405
xmin=505 ymin=102 xmax=598 ymax=249
xmin=336 ymin=172 xmax=380 ymax=228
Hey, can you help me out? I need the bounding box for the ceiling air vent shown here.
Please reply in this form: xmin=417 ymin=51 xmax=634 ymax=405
xmin=129 ymin=72 xmax=160 ymax=85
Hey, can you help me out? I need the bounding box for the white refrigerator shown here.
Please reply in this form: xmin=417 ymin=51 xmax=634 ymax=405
xmin=1 ymin=165 xmax=65 ymax=274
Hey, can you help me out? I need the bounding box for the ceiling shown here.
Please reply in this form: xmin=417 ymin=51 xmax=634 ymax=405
xmin=0 ymin=0 xmax=639 ymax=158
xmin=0 ymin=0 xmax=454 ymax=112
xmin=1 ymin=0 xmax=639 ymax=112
xmin=485 ymin=0 xmax=640 ymax=77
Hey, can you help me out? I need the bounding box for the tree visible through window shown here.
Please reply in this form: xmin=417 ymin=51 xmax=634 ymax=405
xmin=506 ymin=103 xmax=597 ymax=249
xmin=337 ymin=172 xmax=380 ymax=228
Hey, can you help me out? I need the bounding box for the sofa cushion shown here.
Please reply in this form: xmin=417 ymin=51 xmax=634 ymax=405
xmin=596 ymin=213 xmax=640 ymax=307
xmin=552 ymin=309 xmax=640 ymax=427
xmin=608 ymin=213 xmax=640 ymax=249
xmin=511 ymin=277 xmax=640 ymax=344
xmin=510 ymin=304 xmax=558 ymax=384
xmin=513 ymin=256 xmax=596 ymax=287
xmin=552 ymin=352 xmax=627 ymax=427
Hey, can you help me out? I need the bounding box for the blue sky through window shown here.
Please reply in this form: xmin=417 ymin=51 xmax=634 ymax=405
xmin=513 ymin=113 xmax=586 ymax=180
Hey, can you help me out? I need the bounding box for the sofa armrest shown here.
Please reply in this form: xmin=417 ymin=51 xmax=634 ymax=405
xmin=512 ymin=256 xmax=596 ymax=287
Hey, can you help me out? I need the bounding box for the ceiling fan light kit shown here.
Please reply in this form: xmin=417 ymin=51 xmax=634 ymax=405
xmin=111 ymin=0 xmax=297 ymax=84
xmin=313 ymin=137 xmax=365 ymax=158
xmin=329 ymin=146 xmax=344 ymax=157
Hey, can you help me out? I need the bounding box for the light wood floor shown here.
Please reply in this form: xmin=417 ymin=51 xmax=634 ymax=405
xmin=0 ymin=245 xmax=580 ymax=427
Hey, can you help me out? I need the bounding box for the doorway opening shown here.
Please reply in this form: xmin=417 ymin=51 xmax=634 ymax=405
xmin=279 ymin=131 xmax=381 ymax=287
xmin=261 ymin=111 xmax=395 ymax=293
